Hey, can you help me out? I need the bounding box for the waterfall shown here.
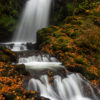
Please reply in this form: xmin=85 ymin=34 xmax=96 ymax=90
xmin=3 ymin=0 xmax=99 ymax=99
xmin=28 ymin=74 xmax=99 ymax=100
xmin=18 ymin=54 xmax=99 ymax=100
xmin=18 ymin=55 xmax=64 ymax=70
xmin=12 ymin=0 xmax=51 ymax=43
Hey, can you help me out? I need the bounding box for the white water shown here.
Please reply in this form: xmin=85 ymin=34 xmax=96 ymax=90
xmin=18 ymin=55 xmax=99 ymax=100
xmin=28 ymin=74 xmax=99 ymax=100
xmin=18 ymin=55 xmax=64 ymax=70
xmin=11 ymin=42 xmax=27 ymax=51
xmin=12 ymin=0 xmax=52 ymax=43
xmin=0 ymin=42 xmax=28 ymax=51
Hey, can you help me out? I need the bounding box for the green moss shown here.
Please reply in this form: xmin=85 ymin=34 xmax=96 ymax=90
xmin=53 ymin=38 xmax=69 ymax=51
xmin=77 ymin=20 xmax=82 ymax=25
xmin=75 ymin=58 xmax=85 ymax=64
xmin=93 ymin=11 xmax=100 ymax=17
xmin=51 ymin=32 xmax=62 ymax=38
xmin=0 ymin=84 xmax=3 ymax=89
xmin=95 ymin=53 xmax=100 ymax=63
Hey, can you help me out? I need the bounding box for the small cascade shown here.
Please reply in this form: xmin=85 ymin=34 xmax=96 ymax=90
xmin=17 ymin=53 xmax=99 ymax=100
xmin=2 ymin=0 xmax=52 ymax=52
xmin=11 ymin=42 xmax=27 ymax=51
xmin=18 ymin=55 xmax=64 ymax=70
xmin=28 ymin=74 xmax=99 ymax=100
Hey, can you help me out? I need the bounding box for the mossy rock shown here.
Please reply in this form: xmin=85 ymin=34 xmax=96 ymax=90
xmin=14 ymin=64 xmax=30 ymax=75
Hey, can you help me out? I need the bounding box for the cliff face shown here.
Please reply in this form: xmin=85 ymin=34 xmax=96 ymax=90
xmin=37 ymin=2 xmax=100 ymax=86
xmin=0 ymin=0 xmax=26 ymax=42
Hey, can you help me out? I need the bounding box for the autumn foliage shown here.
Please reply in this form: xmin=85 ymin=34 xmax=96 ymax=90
xmin=0 ymin=47 xmax=48 ymax=100
xmin=37 ymin=4 xmax=100 ymax=86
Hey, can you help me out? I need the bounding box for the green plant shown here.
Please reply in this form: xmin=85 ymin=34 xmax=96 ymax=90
xmin=0 ymin=84 xmax=3 ymax=89
xmin=77 ymin=20 xmax=82 ymax=25
xmin=93 ymin=11 xmax=100 ymax=17
xmin=75 ymin=58 xmax=85 ymax=64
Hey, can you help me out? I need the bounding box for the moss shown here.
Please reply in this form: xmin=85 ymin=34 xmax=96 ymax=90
xmin=75 ymin=58 xmax=85 ymax=65
xmin=93 ymin=11 xmax=100 ymax=17
xmin=53 ymin=38 xmax=69 ymax=51
xmin=77 ymin=20 xmax=82 ymax=25
xmin=95 ymin=53 xmax=100 ymax=63
xmin=0 ymin=84 xmax=3 ymax=89
xmin=51 ymin=32 xmax=62 ymax=38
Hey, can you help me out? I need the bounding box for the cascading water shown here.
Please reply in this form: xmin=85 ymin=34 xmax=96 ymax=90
xmin=13 ymin=0 xmax=51 ymax=43
xmin=18 ymin=55 xmax=64 ymax=70
xmin=28 ymin=74 xmax=99 ymax=100
xmin=1 ymin=0 xmax=99 ymax=99
xmin=18 ymin=54 xmax=99 ymax=100
xmin=11 ymin=0 xmax=52 ymax=51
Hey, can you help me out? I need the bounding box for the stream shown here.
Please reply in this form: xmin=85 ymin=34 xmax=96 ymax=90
xmin=1 ymin=43 xmax=99 ymax=100
xmin=0 ymin=0 xmax=100 ymax=99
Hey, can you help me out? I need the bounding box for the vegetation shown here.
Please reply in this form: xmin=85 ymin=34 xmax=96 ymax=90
xmin=0 ymin=0 xmax=26 ymax=42
xmin=0 ymin=47 xmax=49 ymax=99
xmin=37 ymin=2 xmax=100 ymax=86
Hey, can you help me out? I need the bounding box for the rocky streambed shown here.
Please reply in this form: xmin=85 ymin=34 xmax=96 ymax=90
xmin=0 ymin=43 xmax=100 ymax=100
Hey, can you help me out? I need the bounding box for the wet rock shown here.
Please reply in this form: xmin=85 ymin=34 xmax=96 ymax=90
xmin=23 ymin=68 xmax=67 ymax=87
xmin=24 ymin=91 xmax=50 ymax=100
xmin=14 ymin=64 xmax=30 ymax=76
xmin=26 ymin=43 xmax=36 ymax=50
